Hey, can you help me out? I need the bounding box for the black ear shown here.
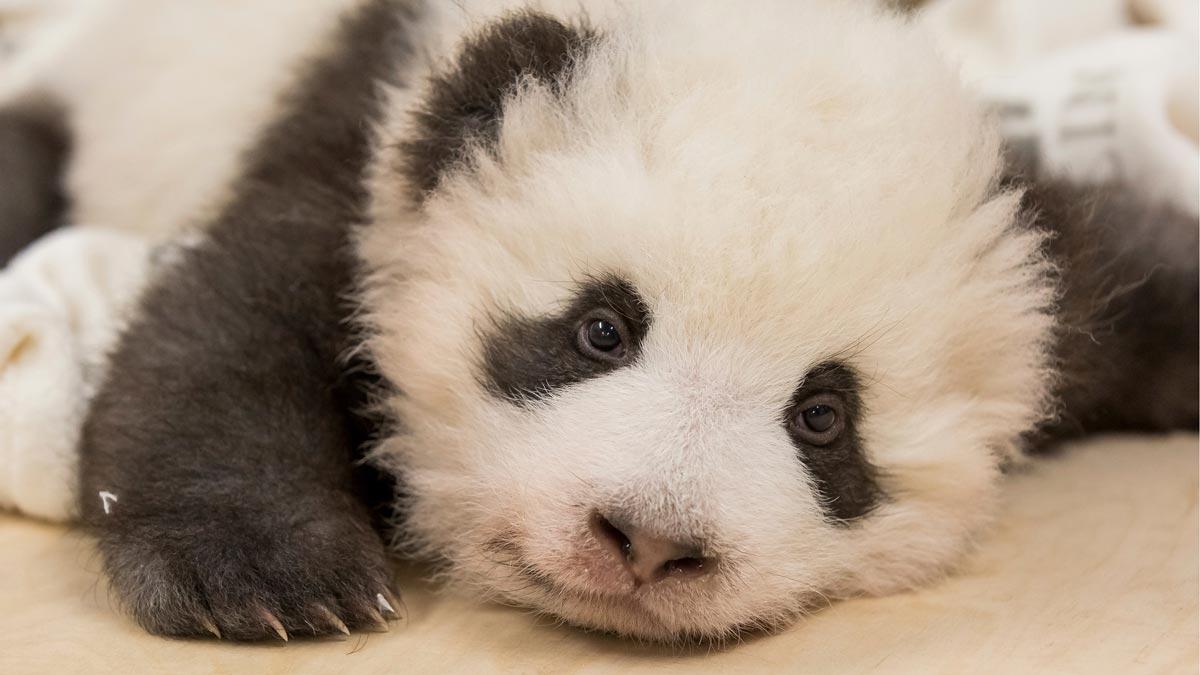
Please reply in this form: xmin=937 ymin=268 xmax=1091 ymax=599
xmin=400 ymin=11 xmax=596 ymax=197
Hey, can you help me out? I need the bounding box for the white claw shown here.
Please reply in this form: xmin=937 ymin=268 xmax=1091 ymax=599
xmin=259 ymin=609 xmax=289 ymax=642
xmin=366 ymin=606 xmax=390 ymax=632
xmin=98 ymin=491 xmax=119 ymax=515
xmin=314 ymin=605 xmax=350 ymax=636
xmin=375 ymin=592 xmax=395 ymax=616
xmin=200 ymin=617 xmax=222 ymax=640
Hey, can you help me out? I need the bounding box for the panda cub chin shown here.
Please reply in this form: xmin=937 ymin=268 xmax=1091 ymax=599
xmin=28 ymin=0 xmax=1192 ymax=643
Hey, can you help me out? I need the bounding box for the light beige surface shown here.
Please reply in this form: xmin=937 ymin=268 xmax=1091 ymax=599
xmin=1 ymin=435 xmax=1196 ymax=674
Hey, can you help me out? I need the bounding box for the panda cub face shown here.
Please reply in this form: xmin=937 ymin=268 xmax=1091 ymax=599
xmin=359 ymin=2 xmax=1056 ymax=641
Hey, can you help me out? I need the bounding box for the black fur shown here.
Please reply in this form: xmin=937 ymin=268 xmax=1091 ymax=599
xmin=79 ymin=0 xmax=414 ymax=640
xmin=400 ymin=10 xmax=595 ymax=197
xmin=0 ymin=99 xmax=70 ymax=265
xmin=784 ymin=362 xmax=880 ymax=522
xmin=481 ymin=275 xmax=651 ymax=403
xmin=1022 ymin=180 xmax=1200 ymax=445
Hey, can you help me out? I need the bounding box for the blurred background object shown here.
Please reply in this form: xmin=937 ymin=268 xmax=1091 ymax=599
xmin=0 ymin=0 xmax=72 ymax=62
xmin=0 ymin=225 xmax=149 ymax=521
xmin=922 ymin=0 xmax=1199 ymax=213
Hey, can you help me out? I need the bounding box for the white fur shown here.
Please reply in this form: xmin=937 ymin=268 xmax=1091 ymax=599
xmin=358 ymin=0 xmax=1057 ymax=640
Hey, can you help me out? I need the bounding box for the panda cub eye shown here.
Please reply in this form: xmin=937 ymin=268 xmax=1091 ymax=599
xmin=790 ymin=394 xmax=844 ymax=445
xmin=577 ymin=311 xmax=629 ymax=361
xmin=587 ymin=319 xmax=621 ymax=350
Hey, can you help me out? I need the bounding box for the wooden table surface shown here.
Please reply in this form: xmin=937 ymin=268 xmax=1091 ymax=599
xmin=2 ymin=434 xmax=1196 ymax=674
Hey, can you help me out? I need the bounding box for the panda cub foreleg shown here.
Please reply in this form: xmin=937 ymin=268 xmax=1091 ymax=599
xmin=77 ymin=220 xmax=400 ymax=640
xmin=77 ymin=0 xmax=411 ymax=640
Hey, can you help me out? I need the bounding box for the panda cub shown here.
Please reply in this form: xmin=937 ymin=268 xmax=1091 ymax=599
xmin=7 ymin=0 xmax=1196 ymax=643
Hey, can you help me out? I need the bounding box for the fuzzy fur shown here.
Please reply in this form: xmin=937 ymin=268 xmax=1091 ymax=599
xmin=358 ymin=0 xmax=1057 ymax=640
xmin=1 ymin=0 xmax=1193 ymax=644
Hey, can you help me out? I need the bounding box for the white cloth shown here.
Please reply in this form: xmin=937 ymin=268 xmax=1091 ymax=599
xmin=923 ymin=0 xmax=1200 ymax=213
xmin=0 ymin=226 xmax=149 ymax=521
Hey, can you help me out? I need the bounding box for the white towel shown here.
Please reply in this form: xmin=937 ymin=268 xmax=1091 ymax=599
xmin=0 ymin=226 xmax=148 ymax=521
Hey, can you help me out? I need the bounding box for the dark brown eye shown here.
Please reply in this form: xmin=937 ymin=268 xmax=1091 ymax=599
xmin=790 ymin=395 xmax=843 ymax=445
xmin=802 ymin=404 xmax=836 ymax=432
xmin=577 ymin=312 xmax=628 ymax=361
xmin=587 ymin=319 xmax=621 ymax=351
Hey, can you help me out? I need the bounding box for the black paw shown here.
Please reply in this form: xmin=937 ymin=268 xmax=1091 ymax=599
xmin=91 ymin=498 xmax=400 ymax=641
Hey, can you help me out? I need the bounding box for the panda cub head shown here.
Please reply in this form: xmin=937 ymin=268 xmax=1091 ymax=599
xmin=358 ymin=0 xmax=1056 ymax=642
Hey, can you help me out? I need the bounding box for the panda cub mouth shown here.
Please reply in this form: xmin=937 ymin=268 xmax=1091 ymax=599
xmin=481 ymin=523 xmax=732 ymax=636
xmin=491 ymin=513 xmax=713 ymax=593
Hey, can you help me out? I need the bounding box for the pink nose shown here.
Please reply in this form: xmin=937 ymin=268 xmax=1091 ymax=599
xmin=589 ymin=512 xmax=714 ymax=586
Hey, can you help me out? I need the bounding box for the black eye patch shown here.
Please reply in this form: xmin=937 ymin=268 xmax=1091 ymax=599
xmin=480 ymin=276 xmax=650 ymax=404
xmin=784 ymin=362 xmax=882 ymax=523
